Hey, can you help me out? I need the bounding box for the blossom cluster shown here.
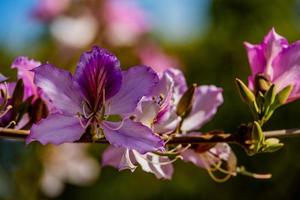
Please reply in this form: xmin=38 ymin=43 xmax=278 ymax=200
xmin=1 ymin=28 xmax=300 ymax=181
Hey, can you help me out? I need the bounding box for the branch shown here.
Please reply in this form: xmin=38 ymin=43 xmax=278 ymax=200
xmin=0 ymin=128 xmax=300 ymax=144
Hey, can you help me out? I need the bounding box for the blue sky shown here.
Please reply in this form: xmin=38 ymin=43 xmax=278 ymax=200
xmin=0 ymin=0 xmax=210 ymax=51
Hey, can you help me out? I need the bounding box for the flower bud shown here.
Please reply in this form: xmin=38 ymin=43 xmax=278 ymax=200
xmin=254 ymin=74 xmax=271 ymax=95
xmin=176 ymin=84 xmax=196 ymax=118
xmin=235 ymin=78 xmax=255 ymax=104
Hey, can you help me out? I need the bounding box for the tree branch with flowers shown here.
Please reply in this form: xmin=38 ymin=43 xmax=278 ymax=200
xmin=1 ymin=28 xmax=300 ymax=182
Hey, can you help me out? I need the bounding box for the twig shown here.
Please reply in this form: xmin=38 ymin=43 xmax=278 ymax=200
xmin=0 ymin=128 xmax=300 ymax=144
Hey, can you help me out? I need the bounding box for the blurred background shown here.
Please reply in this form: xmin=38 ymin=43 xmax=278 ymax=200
xmin=1 ymin=0 xmax=300 ymax=199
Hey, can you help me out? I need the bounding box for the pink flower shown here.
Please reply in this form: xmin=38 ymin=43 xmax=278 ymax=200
xmin=244 ymin=28 xmax=300 ymax=102
xmin=11 ymin=56 xmax=41 ymax=100
xmin=32 ymin=0 xmax=71 ymax=21
xmin=103 ymin=0 xmax=150 ymax=46
xmin=138 ymin=44 xmax=179 ymax=73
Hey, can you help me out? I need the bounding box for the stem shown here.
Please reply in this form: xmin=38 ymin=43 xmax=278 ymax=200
xmin=1 ymin=128 xmax=300 ymax=144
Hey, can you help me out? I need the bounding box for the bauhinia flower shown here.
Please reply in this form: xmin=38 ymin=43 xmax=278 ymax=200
xmin=27 ymin=46 xmax=164 ymax=154
xmin=244 ymin=28 xmax=300 ymax=102
xmin=102 ymin=70 xmax=179 ymax=179
xmin=12 ymin=56 xmax=41 ymax=100
xmin=102 ymin=68 xmax=229 ymax=179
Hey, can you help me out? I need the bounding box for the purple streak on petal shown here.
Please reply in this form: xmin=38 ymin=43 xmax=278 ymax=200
xmin=133 ymin=151 xmax=174 ymax=180
xmin=102 ymin=119 xmax=164 ymax=154
xmin=27 ymin=113 xmax=85 ymax=145
xmin=12 ymin=56 xmax=41 ymax=99
xmin=74 ymin=46 xmax=122 ymax=111
xmin=271 ymin=41 xmax=300 ymax=102
xmin=33 ymin=64 xmax=83 ymax=115
xmin=165 ymin=69 xmax=187 ymax=104
xmin=181 ymin=85 xmax=223 ymax=131
xmin=107 ymin=66 xmax=159 ymax=116
xmin=0 ymin=74 xmax=7 ymax=82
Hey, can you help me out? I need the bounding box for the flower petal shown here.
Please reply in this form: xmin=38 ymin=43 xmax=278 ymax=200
xmin=181 ymin=149 xmax=206 ymax=168
xmin=27 ymin=114 xmax=85 ymax=145
xmin=12 ymin=56 xmax=41 ymax=99
xmin=181 ymin=85 xmax=223 ymax=131
xmin=133 ymin=151 xmax=174 ymax=179
xmin=74 ymin=46 xmax=122 ymax=110
xmin=0 ymin=74 xmax=7 ymax=82
xmin=107 ymin=65 xmax=159 ymax=116
xmin=33 ymin=64 xmax=83 ymax=115
xmin=102 ymin=146 xmax=137 ymax=172
xmin=165 ymin=69 xmax=187 ymax=104
xmin=102 ymin=119 xmax=164 ymax=154
xmin=102 ymin=146 xmax=127 ymax=168
xmin=244 ymin=42 xmax=266 ymax=76
xmin=244 ymin=28 xmax=288 ymax=81
xmin=272 ymin=41 xmax=300 ymax=101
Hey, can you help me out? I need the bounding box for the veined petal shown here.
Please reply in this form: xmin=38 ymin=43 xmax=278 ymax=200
xmin=165 ymin=69 xmax=187 ymax=104
xmin=33 ymin=64 xmax=83 ymax=115
xmin=244 ymin=28 xmax=288 ymax=79
xmin=133 ymin=150 xmax=174 ymax=180
xmin=272 ymin=41 xmax=300 ymax=101
xmin=102 ymin=146 xmax=137 ymax=172
xmin=12 ymin=56 xmax=41 ymax=99
xmin=27 ymin=114 xmax=85 ymax=145
xmin=74 ymin=46 xmax=122 ymax=111
xmin=181 ymin=85 xmax=223 ymax=132
xmin=102 ymin=119 xmax=164 ymax=154
xmin=107 ymin=66 xmax=159 ymax=116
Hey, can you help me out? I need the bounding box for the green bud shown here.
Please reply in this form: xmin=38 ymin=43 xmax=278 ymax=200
xmin=264 ymin=84 xmax=276 ymax=107
xmin=176 ymin=84 xmax=196 ymax=118
xmin=254 ymin=74 xmax=271 ymax=94
xmin=235 ymin=78 xmax=255 ymax=104
xmin=274 ymin=85 xmax=293 ymax=105
xmin=262 ymin=138 xmax=284 ymax=153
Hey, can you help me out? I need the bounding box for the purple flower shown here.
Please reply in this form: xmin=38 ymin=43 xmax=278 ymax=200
xmin=27 ymin=46 xmax=164 ymax=154
xmin=102 ymin=146 xmax=173 ymax=180
xmin=12 ymin=56 xmax=41 ymax=100
xmin=244 ymin=28 xmax=300 ymax=102
xmin=102 ymin=68 xmax=225 ymax=178
xmin=181 ymin=143 xmax=236 ymax=171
